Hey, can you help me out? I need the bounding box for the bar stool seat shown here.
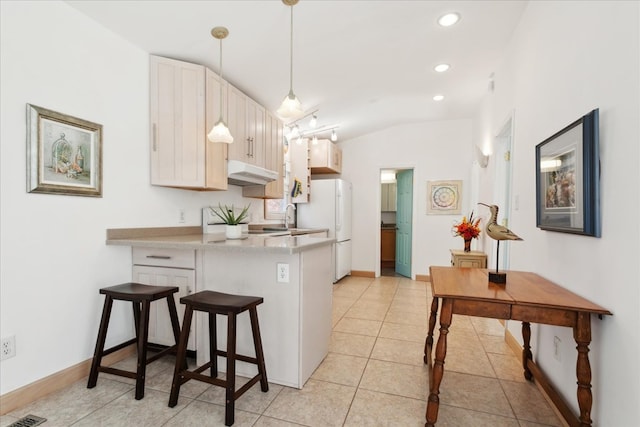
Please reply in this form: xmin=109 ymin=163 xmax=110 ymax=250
xmin=169 ymin=290 xmax=268 ymax=426
xmin=87 ymin=282 xmax=182 ymax=400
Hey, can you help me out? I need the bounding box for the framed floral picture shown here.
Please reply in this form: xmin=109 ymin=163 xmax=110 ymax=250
xmin=427 ymin=180 xmax=462 ymax=214
xmin=27 ymin=104 xmax=102 ymax=197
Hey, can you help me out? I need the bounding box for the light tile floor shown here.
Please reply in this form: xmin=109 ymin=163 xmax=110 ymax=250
xmin=2 ymin=275 xmax=563 ymax=426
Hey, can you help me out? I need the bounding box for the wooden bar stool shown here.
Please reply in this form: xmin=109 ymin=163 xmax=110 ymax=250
xmin=87 ymin=282 xmax=182 ymax=400
xmin=169 ymin=290 xmax=268 ymax=426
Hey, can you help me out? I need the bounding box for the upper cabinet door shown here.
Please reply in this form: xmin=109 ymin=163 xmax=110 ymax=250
xmin=150 ymin=55 xmax=206 ymax=187
xmin=310 ymin=139 xmax=342 ymax=174
xmin=246 ymin=98 xmax=265 ymax=167
xmin=227 ymin=84 xmax=250 ymax=163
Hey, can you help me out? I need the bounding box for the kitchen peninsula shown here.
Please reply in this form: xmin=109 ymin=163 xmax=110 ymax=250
xmin=106 ymin=226 xmax=335 ymax=389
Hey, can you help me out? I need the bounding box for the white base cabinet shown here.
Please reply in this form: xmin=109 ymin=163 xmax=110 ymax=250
xmin=198 ymin=245 xmax=332 ymax=388
xmin=132 ymin=248 xmax=196 ymax=351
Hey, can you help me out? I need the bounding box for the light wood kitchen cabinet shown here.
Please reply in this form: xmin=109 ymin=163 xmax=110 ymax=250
xmin=310 ymin=139 xmax=342 ymax=174
xmin=381 ymin=228 xmax=396 ymax=268
xmin=132 ymin=247 xmax=196 ymax=351
xmin=227 ymin=85 xmax=266 ymax=167
xmin=450 ymin=249 xmax=487 ymax=268
xmin=149 ymin=55 xmax=228 ymax=190
xmin=243 ymin=111 xmax=284 ymax=199
xmin=381 ymin=182 xmax=397 ymax=211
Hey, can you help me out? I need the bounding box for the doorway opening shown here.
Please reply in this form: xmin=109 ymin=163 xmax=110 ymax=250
xmin=379 ymin=168 xmax=414 ymax=278
xmin=492 ymin=115 xmax=514 ymax=272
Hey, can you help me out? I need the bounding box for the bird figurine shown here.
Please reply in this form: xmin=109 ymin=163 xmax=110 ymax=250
xmin=478 ymin=203 xmax=523 ymax=241
xmin=478 ymin=203 xmax=523 ymax=284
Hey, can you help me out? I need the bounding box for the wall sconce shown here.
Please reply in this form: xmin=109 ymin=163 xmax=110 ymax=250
xmin=475 ymin=145 xmax=489 ymax=168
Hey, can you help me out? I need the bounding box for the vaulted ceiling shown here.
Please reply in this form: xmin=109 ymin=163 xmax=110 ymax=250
xmin=66 ymin=0 xmax=527 ymax=141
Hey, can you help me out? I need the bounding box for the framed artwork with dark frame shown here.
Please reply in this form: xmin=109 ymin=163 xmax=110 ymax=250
xmin=27 ymin=104 xmax=103 ymax=197
xmin=535 ymin=108 xmax=600 ymax=236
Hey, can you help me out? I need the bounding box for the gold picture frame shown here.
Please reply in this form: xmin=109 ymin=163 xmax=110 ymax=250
xmin=426 ymin=180 xmax=462 ymax=215
xmin=27 ymin=104 xmax=102 ymax=197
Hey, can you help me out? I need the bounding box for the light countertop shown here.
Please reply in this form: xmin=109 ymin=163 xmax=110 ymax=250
xmin=106 ymin=227 xmax=334 ymax=254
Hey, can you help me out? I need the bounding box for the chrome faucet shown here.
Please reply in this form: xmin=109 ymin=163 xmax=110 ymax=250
xmin=284 ymin=203 xmax=296 ymax=229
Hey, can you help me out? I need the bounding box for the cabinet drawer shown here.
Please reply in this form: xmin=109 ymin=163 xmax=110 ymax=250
xmin=132 ymin=247 xmax=195 ymax=269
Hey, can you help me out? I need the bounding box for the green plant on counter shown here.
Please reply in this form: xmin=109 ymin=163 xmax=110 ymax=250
xmin=209 ymin=203 xmax=251 ymax=225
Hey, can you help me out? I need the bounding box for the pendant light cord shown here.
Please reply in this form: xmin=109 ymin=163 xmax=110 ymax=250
xmin=289 ymin=4 xmax=294 ymax=94
xmin=219 ymin=37 xmax=224 ymax=121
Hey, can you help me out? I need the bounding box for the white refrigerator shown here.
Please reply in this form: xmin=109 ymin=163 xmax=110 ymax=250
xmin=297 ymin=179 xmax=352 ymax=282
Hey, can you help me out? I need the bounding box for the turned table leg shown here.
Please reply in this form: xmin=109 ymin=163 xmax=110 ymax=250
xmin=425 ymin=298 xmax=452 ymax=427
xmin=522 ymin=321 xmax=533 ymax=381
xmin=424 ymin=297 xmax=439 ymax=365
xmin=574 ymin=312 xmax=593 ymax=427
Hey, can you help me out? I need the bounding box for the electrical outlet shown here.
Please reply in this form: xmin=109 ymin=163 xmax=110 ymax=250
xmin=1 ymin=336 xmax=16 ymax=360
xmin=178 ymin=209 xmax=186 ymax=223
xmin=277 ymin=263 xmax=289 ymax=283
xmin=553 ymin=336 xmax=561 ymax=362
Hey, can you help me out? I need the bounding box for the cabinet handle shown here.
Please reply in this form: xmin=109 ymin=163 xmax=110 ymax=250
xmin=246 ymin=137 xmax=252 ymax=157
xmin=152 ymin=123 xmax=157 ymax=152
xmin=146 ymin=255 xmax=171 ymax=259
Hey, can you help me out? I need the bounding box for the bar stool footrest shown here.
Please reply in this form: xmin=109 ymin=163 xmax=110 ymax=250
xmin=215 ymin=350 xmax=259 ymax=365
xmin=101 ymin=338 xmax=137 ymax=358
xmin=100 ymin=366 xmax=138 ymax=379
xmin=146 ymin=345 xmax=178 ymax=364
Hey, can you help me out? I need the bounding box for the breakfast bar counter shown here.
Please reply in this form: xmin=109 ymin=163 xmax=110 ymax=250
xmin=106 ymin=226 xmax=335 ymax=389
xmin=106 ymin=226 xmax=334 ymax=254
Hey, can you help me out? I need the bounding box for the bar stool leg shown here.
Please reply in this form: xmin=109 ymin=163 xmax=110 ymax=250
xmin=169 ymin=305 xmax=194 ymax=408
xmin=225 ymin=313 xmax=237 ymax=426
xmin=132 ymin=301 xmax=141 ymax=343
xmin=249 ymin=307 xmax=269 ymax=392
xmin=166 ymin=294 xmax=186 ymax=370
xmin=88 ymin=296 xmax=114 ymax=389
xmin=134 ymin=300 xmax=151 ymax=400
xmin=210 ymin=312 xmax=218 ymax=377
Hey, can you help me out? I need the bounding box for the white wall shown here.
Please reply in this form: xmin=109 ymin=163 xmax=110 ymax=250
xmin=474 ymin=1 xmax=640 ymax=424
xmin=339 ymin=120 xmax=473 ymax=277
xmin=0 ymin=1 xmax=269 ymax=395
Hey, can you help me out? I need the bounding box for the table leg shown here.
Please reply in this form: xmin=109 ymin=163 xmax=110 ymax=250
xmin=425 ymin=298 xmax=452 ymax=427
xmin=574 ymin=312 xmax=593 ymax=427
xmin=424 ymin=297 xmax=439 ymax=365
xmin=522 ymin=321 xmax=533 ymax=381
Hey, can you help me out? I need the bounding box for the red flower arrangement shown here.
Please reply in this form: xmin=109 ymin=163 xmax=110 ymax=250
xmin=452 ymin=211 xmax=481 ymax=240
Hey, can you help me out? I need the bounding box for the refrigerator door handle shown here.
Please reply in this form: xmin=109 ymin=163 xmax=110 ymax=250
xmin=336 ymin=192 xmax=342 ymax=232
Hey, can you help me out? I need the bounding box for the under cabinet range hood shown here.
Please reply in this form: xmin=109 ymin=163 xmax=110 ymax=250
xmin=227 ymin=160 xmax=278 ymax=186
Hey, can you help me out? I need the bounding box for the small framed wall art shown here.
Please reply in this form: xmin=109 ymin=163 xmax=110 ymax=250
xmin=535 ymin=108 xmax=600 ymax=236
xmin=27 ymin=104 xmax=102 ymax=197
xmin=427 ymin=180 xmax=462 ymax=215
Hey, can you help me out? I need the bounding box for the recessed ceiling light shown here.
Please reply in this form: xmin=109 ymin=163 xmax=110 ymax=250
xmin=438 ymin=12 xmax=460 ymax=27
xmin=434 ymin=63 xmax=450 ymax=73
xmin=433 ymin=95 xmax=444 ymax=101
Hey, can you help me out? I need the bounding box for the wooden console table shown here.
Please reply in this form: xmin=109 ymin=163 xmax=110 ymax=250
xmin=424 ymin=266 xmax=612 ymax=427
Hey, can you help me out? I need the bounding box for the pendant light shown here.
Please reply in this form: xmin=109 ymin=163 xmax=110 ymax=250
xmin=277 ymin=0 xmax=304 ymax=119
xmin=208 ymin=26 xmax=233 ymax=144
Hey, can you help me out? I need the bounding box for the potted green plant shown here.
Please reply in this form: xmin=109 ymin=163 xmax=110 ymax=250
xmin=209 ymin=203 xmax=250 ymax=239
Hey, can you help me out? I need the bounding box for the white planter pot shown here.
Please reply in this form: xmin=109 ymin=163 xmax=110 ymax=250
xmin=225 ymin=224 xmax=242 ymax=239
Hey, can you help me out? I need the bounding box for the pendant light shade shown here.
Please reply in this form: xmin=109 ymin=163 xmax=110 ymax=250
xmin=208 ymin=119 xmax=234 ymax=144
xmin=278 ymin=0 xmax=304 ymax=119
xmin=208 ymin=26 xmax=233 ymax=144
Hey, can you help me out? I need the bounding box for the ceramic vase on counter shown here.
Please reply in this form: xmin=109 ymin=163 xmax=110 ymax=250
xmin=226 ymin=224 xmax=242 ymax=239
